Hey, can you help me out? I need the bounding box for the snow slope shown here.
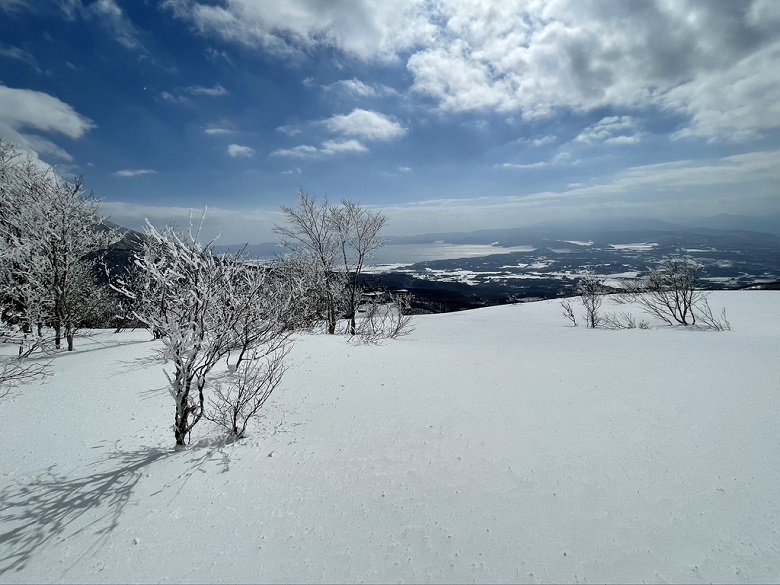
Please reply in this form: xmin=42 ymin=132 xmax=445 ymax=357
xmin=1 ymin=291 xmax=779 ymax=583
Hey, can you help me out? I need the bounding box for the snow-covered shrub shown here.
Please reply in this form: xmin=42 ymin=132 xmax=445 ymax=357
xmin=126 ymin=216 xmax=298 ymax=446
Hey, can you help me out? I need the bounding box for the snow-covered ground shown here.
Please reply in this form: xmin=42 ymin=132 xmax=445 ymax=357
xmin=1 ymin=291 xmax=779 ymax=583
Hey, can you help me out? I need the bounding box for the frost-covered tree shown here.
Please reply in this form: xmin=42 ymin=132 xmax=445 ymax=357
xmin=0 ymin=139 xmax=119 ymax=351
xmin=128 ymin=217 xmax=297 ymax=446
xmin=274 ymin=190 xmax=387 ymax=335
xmin=332 ymin=200 xmax=387 ymax=335
xmin=275 ymin=190 xmax=344 ymax=334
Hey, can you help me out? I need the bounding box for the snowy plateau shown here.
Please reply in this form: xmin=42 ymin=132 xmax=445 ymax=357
xmin=1 ymin=291 xmax=779 ymax=583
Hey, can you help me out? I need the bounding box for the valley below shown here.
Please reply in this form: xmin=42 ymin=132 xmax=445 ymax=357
xmin=362 ymin=226 xmax=780 ymax=312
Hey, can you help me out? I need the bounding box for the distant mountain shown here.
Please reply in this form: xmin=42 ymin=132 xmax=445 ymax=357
xmin=101 ymin=220 xmax=145 ymax=253
xmin=386 ymin=214 xmax=780 ymax=246
xmin=386 ymin=218 xmax=680 ymax=247
xmin=682 ymin=213 xmax=780 ymax=235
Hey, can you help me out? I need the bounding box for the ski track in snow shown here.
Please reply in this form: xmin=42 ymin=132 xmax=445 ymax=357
xmin=0 ymin=291 xmax=779 ymax=583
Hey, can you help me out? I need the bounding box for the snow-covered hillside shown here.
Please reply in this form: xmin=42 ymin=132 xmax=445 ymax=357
xmin=1 ymin=292 xmax=779 ymax=583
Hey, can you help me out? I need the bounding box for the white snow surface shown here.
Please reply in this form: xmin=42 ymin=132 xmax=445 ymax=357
xmin=1 ymin=291 xmax=779 ymax=583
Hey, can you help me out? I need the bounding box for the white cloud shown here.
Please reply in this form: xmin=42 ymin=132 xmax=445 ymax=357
xmin=0 ymin=42 xmax=39 ymax=71
xmin=0 ymin=85 xmax=95 ymax=161
xmin=0 ymin=85 xmax=94 ymax=139
xmin=115 ymin=169 xmax=156 ymax=178
xmin=531 ymin=135 xmax=557 ymax=147
xmin=276 ymin=124 xmax=302 ymax=137
xmin=323 ymin=109 xmax=406 ymax=141
xmin=497 ymin=162 xmax=547 ymax=170
xmin=163 ymin=1 xmax=779 ymax=142
xmin=271 ymin=140 xmax=368 ymax=159
xmin=320 ymin=139 xmax=368 ymax=156
xmin=227 ymin=144 xmax=256 ymax=158
xmin=84 ymin=0 xmax=144 ymax=51
xmin=662 ymin=41 xmax=780 ymax=142
xmin=327 ymin=78 xmax=375 ymax=97
xmin=576 ymin=116 xmax=642 ymax=145
xmin=162 ymin=0 xmax=435 ymax=60
xmin=164 ymin=84 xmax=228 ymax=105
xmin=205 ymin=47 xmax=233 ymax=65
xmin=187 ymin=84 xmax=228 ymax=97
xmin=271 ymin=145 xmax=320 ymax=159
xmin=160 ymin=91 xmax=191 ymax=106
xmin=382 ymin=149 xmax=780 ymax=234
xmin=0 ymin=0 xmax=31 ymax=13
xmin=203 ymin=127 xmax=235 ymax=136
xmin=498 ymin=150 xmax=571 ymax=171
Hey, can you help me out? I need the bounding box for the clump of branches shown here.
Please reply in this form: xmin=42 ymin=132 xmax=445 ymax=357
xmin=0 ymin=325 xmax=50 ymax=400
xmin=578 ymin=271 xmax=605 ymax=328
xmin=695 ymin=296 xmax=731 ymax=331
xmin=618 ymin=257 xmax=730 ymax=331
xmin=205 ymin=342 xmax=291 ymax=440
xmin=599 ymin=311 xmax=651 ymax=330
xmin=560 ymin=298 xmax=577 ymax=326
xmin=351 ymin=292 xmax=415 ymax=344
xmin=0 ymin=357 xmax=49 ymax=400
xmin=560 ymin=270 xmax=605 ymax=328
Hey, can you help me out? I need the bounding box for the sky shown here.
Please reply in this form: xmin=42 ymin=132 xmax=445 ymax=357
xmin=1 ymin=0 xmax=779 ymax=243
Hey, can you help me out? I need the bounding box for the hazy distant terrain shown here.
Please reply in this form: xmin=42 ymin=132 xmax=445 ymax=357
xmin=208 ymin=217 xmax=780 ymax=313
xmin=368 ymin=226 xmax=780 ymax=311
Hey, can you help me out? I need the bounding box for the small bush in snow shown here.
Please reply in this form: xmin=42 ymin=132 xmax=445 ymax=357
xmin=618 ymin=257 xmax=730 ymax=330
xmin=205 ymin=343 xmax=290 ymax=440
xmin=351 ymin=293 xmax=415 ymax=344
xmin=577 ymin=270 xmax=605 ymax=329
xmin=560 ymin=298 xmax=577 ymax=326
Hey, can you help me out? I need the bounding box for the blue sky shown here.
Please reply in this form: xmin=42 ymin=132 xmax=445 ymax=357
xmin=1 ymin=0 xmax=779 ymax=243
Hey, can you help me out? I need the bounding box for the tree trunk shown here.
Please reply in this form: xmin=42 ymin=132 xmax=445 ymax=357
xmin=174 ymin=399 xmax=190 ymax=446
xmin=67 ymin=332 xmax=74 ymax=351
xmin=54 ymin=320 xmax=62 ymax=349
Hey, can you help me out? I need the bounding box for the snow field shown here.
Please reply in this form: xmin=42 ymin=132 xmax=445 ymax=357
xmin=0 ymin=291 xmax=779 ymax=583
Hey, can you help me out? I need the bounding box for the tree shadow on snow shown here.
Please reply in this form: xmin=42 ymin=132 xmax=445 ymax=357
xmin=0 ymin=447 xmax=169 ymax=575
xmin=114 ymin=350 xmax=168 ymax=374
